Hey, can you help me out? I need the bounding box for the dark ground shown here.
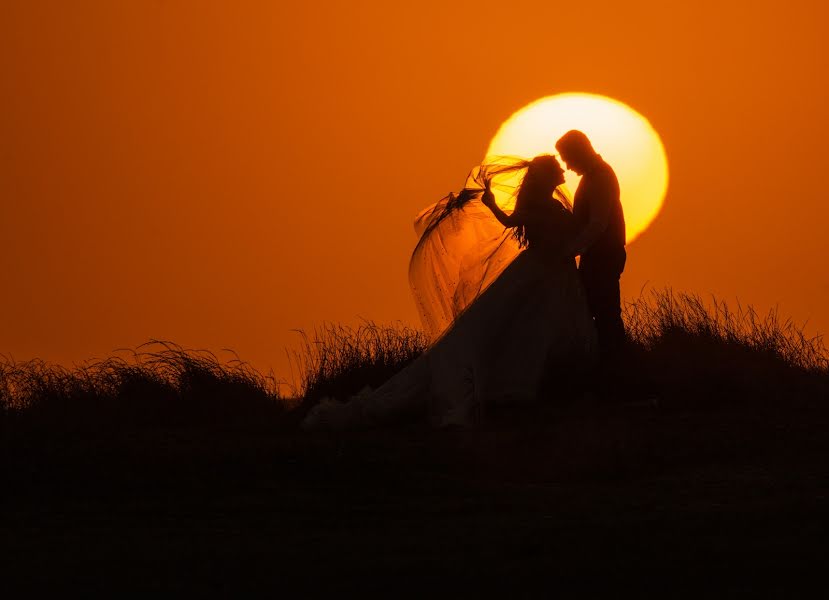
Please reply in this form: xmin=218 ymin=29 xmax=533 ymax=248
xmin=2 ymin=393 xmax=829 ymax=596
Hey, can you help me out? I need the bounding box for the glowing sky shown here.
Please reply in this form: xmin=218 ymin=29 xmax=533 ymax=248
xmin=1 ymin=1 xmax=827 ymax=382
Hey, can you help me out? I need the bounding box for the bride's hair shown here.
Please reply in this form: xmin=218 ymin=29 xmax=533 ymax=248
xmin=414 ymin=155 xmax=571 ymax=251
xmin=511 ymin=155 xmax=569 ymax=248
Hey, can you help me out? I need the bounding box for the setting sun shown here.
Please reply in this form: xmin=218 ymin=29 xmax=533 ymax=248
xmin=486 ymin=93 xmax=669 ymax=243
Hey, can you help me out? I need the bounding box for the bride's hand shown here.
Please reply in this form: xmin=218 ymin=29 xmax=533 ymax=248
xmin=481 ymin=179 xmax=496 ymax=208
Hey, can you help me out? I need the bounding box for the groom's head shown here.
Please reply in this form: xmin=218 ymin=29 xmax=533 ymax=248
xmin=555 ymin=130 xmax=598 ymax=176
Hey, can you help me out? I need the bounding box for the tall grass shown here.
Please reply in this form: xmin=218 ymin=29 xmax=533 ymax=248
xmin=288 ymin=293 xmax=828 ymax=410
xmin=625 ymin=289 xmax=828 ymax=371
xmin=622 ymin=288 xmax=828 ymax=399
xmin=0 ymin=341 xmax=284 ymax=431
xmin=1 ymin=291 xmax=826 ymax=434
xmin=289 ymin=321 xmax=428 ymax=409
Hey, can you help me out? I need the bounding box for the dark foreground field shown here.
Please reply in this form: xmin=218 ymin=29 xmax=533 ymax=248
xmin=3 ymin=291 xmax=829 ymax=595
xmin=3 ymin=392 xmax=829 ymax=596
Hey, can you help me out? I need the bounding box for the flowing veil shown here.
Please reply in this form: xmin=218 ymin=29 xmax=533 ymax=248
xmin=409 ymin=157 xmax=573 ymax=342
xmin=303 ymin=156 xmax=588 ymax=431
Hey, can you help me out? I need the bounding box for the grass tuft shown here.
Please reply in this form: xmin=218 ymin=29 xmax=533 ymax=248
xmin=289 ymin=321 xmax=428 ymax=411
xmin=1 ymin=290 xmax=826 ymax=435
xmin=0 ymin=340 xmax=284 ymax=433
xmin=621 ymin=288 xmax=828 ymax=400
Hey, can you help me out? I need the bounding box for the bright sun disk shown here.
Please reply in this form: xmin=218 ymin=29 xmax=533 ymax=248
xmin=486 ymin=93 xmax=669 ymax=243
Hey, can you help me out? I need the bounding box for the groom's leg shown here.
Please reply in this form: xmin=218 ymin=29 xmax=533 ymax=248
xmin=579 ymin=264 xmax=625 ymax=361
xmin=604 ymin=250 xmax=627 ymax=358
xmin=597 ymin=273 xmax=625 ymax=359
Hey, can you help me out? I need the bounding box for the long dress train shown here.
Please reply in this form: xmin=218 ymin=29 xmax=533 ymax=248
xmin=303 ymin=161 xmax=598 ymax=430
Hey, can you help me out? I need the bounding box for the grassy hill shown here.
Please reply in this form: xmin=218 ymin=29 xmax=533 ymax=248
xmin=2 ymin=289 xmax=827 ymax=594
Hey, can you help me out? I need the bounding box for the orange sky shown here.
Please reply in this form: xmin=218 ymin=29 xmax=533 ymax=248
xmin=2 ymin=1 xmax=827 ymax=384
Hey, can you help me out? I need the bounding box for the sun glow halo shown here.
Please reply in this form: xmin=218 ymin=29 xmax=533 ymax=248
xmin=486 ymin=93 xmax=668 ymax=243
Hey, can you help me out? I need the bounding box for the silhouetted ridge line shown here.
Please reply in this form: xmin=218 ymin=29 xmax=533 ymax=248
xmin=0 ymin=340 xmax=284 ymax=430
xmin=1 ymin=292 xmax=826 ymax=434
xmin=625 ymin=288 xmax=828 ymax=373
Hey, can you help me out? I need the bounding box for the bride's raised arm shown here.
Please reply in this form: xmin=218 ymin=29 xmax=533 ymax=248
xmin=481 ymin=178 xmax=526 ymax=228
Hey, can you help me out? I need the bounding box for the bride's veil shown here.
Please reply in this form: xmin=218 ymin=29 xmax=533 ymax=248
xmin=409 ymin=156 xmax=573 ymax=342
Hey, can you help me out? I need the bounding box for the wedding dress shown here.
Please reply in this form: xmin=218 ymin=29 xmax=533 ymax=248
xmin=303 ymin=158 xmax=598 ymax=430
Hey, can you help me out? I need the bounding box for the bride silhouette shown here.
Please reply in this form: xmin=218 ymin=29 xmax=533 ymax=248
xmin=303 ymin=155 xmax=597 ymax=430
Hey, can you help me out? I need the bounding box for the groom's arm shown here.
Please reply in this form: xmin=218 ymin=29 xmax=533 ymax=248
xmin=565 ymin=181 xmax=612 ymax=257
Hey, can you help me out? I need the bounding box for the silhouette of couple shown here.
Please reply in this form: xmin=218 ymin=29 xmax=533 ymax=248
xmin=304 ymin=131 xmax=626 ymax=430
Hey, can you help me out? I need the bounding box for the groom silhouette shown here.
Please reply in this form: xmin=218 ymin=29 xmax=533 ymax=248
xmin=556 ymin=130 xmax=627 ymax=360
